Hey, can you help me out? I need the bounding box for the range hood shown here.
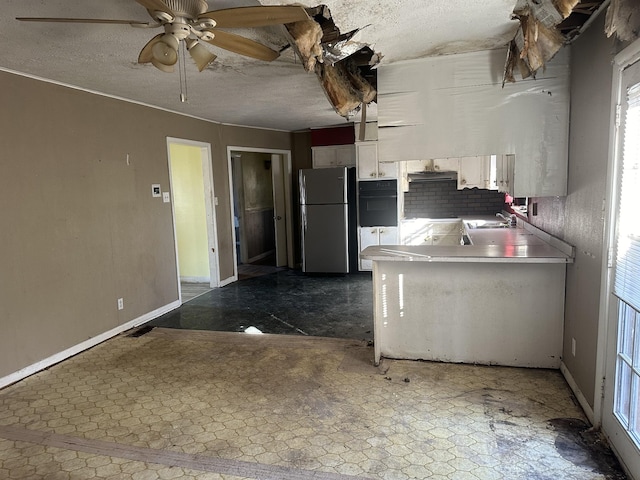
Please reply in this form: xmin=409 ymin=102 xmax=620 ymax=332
xmin=408 ymin=171 xmax=458 ymax=182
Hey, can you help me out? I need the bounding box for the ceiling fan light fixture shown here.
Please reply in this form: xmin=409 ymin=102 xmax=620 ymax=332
xmin=151 ymin=33 xmax=179 ymax=65
xmin=151 ymin=57 xmax=175 ymax=72
xmin=186 ymin=39 xmax=216 ymax=71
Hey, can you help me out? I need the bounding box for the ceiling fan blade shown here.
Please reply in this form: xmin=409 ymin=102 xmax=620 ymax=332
xmin=138 ymin=33 xmax=163 ymax=63
xmin=134 ymin=0 xmax=174 ymax=17
xmin=204 ymin=30 xmax=279 ymax=61
xmin=202 ymin=6 xmax=309 ymax=28
xmin=16 ymin=17 xmax=150 ymax=25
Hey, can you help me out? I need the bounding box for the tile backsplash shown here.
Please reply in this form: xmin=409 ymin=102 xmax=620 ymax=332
xmin=404 ymin=180 xmax=507 ymax=218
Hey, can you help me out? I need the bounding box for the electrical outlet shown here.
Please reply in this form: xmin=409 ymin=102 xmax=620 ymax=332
xmin=117 ymin=298 xmax=124 ymax=310
xmin=571 ymin=337 xmax=576 ymax=356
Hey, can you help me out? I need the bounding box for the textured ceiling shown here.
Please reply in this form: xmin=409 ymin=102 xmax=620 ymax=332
xmin=0 ymin=0 xmax=519 ymax=131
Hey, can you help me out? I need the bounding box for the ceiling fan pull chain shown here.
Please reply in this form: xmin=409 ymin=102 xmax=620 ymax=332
xmin=179 ymin=41 xmax=188 ymax=103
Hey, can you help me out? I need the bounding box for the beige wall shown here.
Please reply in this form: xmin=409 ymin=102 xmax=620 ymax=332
xmin=0 ymin=71 xmax=291 ymax=379
xmin=529 ymin=16 xmax=615 ymax=408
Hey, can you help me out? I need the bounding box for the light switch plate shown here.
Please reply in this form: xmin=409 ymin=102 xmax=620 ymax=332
xmin=152 ymin=184 xmax=161 ymax=198
xmin=163 ymin=191 xmax=171 ymax=203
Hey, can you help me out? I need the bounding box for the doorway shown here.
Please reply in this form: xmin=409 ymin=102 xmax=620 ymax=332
xmin=167 ymin=138 xmax=220 ymax=303
xmin=227 ymin=147 xmax=294 ymax=280
xmin=601 ymin=44 xmax=640 ymax=479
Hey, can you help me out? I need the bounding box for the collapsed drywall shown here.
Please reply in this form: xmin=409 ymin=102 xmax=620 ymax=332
xmin=504 ymin=0 xmax=639 ymax=84
xmin=284 ymin=4 xmax=380 ymax=120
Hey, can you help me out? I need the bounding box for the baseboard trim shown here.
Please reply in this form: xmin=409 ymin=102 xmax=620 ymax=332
xmin=560 ymin=361 xmax=595 ymax=425
xmin=180 ymin=276 xmax=210 ymax=283
xmin=0 ymin=300 xmax=181 ymax=390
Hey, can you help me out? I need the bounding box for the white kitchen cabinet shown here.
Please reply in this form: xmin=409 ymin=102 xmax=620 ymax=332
xmin=354 ymin=121 xmax=378 ymax=141
xmin=433 ymin=158 xmax=460 ymax=172
xmin=491 ymin=154 xmax=515 ymax=193
xmin=312 ymin=145 xmax=355 ymax=169
xmin=358 ymin=226 xmax=398 ymax=271
xmin=458 ymin=156 xmax=490 ymax=190
xmin=402 ymin=158 xmax=459 ymax=175
xmin=356 ymin=142 xmax=396 ymax=180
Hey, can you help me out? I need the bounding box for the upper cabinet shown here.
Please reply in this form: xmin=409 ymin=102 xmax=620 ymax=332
xmin=493 ymin=154 xmax=515 ymax=194
xmin=356 ymin=142 xmax=396 ymax=180
xmin=458 ymin=156 xmax=490 ymax=190
xmin=376 ymin=48 xmax=570 ymax=197
xmin=312 ymin=145 xmax=356 ymax=169
xmin=400 ymin=154 xmax=516 ymax=194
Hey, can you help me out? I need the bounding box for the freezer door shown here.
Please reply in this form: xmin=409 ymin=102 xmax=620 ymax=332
xmin=301 ymin=204 xmax=349 ymax=273
xmin=299 ymin=167 xmax=348 ymax=205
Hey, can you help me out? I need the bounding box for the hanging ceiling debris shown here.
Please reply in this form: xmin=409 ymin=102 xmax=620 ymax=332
xmin=503 ymin=0 xmax=639 ymax=85
xmin=284 ymin=4 xmax=380 ymax=119
xmin=605 ymin=0 xmax=640 ymax=41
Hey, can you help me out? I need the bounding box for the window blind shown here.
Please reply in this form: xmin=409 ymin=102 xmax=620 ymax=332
xmin=614 ymin=81 xmax=640 ymax=312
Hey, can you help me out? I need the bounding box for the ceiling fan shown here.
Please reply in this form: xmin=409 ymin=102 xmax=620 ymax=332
xmin=16 ymin=0 xmax=310 ymax=73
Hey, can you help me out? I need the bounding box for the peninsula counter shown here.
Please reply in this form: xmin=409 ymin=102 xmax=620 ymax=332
xmin=361 ymin=219 xmax=574 ymax=368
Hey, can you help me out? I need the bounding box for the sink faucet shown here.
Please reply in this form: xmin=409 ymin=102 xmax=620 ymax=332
xmin=496 ymin=212 xmax=517 ymax=227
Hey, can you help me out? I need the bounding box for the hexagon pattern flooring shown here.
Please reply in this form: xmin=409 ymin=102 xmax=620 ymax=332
xmin=0 ymin=328 xmax=627 ymax=479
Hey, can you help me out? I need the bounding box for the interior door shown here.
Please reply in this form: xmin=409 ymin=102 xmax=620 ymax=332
xmin=271 ymin=154 xmax=287 ymax=267
xmin=602 ymin=57 xmax=640 ymax=479
xmin=167 ymin=139 xmax=220 ymax=295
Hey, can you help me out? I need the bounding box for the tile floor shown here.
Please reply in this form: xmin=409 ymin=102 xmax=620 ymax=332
xmin=0 ymin=328 xmax=627 ymax=479
xmin=155 ymin=270 xmax=374 ymax=341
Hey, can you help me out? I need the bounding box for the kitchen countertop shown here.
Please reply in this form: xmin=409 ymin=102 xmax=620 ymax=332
xmin=361 ymin=216 xmax=574 ymax=264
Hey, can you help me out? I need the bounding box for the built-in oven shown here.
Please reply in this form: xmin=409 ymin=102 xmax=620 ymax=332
xmin=358 ymin=179 xmax=398 ymax=227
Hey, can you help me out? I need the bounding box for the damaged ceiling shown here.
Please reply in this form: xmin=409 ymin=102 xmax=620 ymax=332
xmin=504 ymin=0 xmax=640 ymax=84
xmin=0 ymin=0 xmax=638 ymax=131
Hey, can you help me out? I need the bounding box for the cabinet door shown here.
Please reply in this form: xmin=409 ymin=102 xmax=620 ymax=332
xmin=497 ymin=154 xmax=515 ymax=193
xmin=356 ymin=142 xmax=379 ymax=179
xmin=335 ymin=145 xmax=356 ymax=166
xmin=458 ymin=156 xmax=489 ymax=189
xmin=433 ymin=158 xmax=459 ymax=172
xmin=376 ymin=162 xmax=398 ymax=179
xmin=312 ymin=147 xmax=337 ymax=168
xmin=378 ymin=227 xmax=398 ymax=245
xmin=358 ymin=227 xmax=379 ymax=271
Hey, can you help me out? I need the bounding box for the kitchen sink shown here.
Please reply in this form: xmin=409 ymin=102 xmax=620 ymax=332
xmin=465 ymin=220 xmax=510 ymax=229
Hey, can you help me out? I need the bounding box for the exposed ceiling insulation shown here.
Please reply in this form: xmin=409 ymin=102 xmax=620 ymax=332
xmin=285 ymin=5 xmax=380 ymax=119
xmin=504 ymin=0 xmax=639 ymax=84
xmin=605 ymin=0 xmax=640 ymax=41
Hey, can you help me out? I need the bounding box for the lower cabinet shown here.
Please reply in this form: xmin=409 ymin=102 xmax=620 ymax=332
xmin=358 ymin=226 xmax=398 ymax=271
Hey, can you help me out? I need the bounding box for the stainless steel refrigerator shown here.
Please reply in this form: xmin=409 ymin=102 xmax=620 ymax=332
xmin=299 ymin=167 xmax=357 ymax=273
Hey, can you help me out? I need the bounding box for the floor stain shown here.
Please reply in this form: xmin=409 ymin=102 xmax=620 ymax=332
xmin=549 ymin=418 xmax=628 ymax=479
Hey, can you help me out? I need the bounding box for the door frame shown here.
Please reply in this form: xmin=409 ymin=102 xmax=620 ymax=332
xmin=597 ymin=37 xmax=640 ymax=479
xmin=226 ymin=146 xmax=294 ymax=279
xmin=167 ymin=137 xmax=221 ymax=302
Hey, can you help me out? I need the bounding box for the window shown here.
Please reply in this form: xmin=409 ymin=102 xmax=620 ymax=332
xmin=613 ymin=75 xmax=640 ymax=448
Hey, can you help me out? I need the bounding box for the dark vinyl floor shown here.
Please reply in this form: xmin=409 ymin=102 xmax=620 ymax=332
xmin=150 ymin=269 xmax=374 ymax=341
